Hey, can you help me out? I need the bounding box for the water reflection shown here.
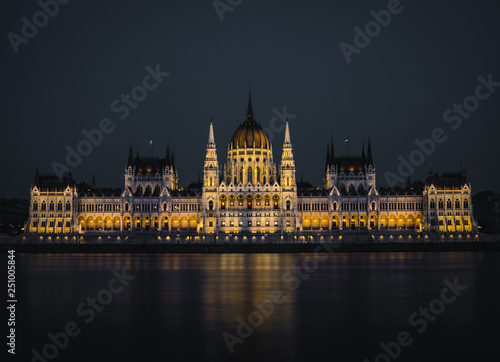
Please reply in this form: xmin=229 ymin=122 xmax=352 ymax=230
xmin=16 ymin=252 xmax=494 ymax=362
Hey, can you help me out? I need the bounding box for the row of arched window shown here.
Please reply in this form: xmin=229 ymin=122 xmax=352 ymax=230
xmin=430 ymin=199 xmax=469 ymax=209
xmin=33 ymin=201 xmax=71 ymax=211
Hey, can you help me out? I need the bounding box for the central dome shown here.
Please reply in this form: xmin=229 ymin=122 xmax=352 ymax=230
xmin=230 ymin=95 xmax=270 ymax=150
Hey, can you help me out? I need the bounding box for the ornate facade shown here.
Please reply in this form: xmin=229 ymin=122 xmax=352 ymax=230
xmin=27 ymin=95 xmax=476 ymax=236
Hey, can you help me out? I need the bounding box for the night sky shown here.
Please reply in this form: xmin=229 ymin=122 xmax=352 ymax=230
xmin=2 ymin=0 xmax=500 ymax=199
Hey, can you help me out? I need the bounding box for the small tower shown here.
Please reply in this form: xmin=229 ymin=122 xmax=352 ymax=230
xmin=203 ymin=120 xmax=219 ymax=188
xmin=280 ymin=120 xmax=296 ymax=188
xmin=202 ymin=120 xmax=219 ymax=233
xmin=279 ymin=120 xmax=297 ymax=232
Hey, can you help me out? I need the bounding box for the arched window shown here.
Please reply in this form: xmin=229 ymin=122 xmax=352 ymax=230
xmin=57 ymin=201 xmax=63 ymax=211
xmin=65 ymin=201 xmax=71 ymax=211
xmin=220 ymin=195 xmax=227 ymax=209
xmin=464 ymin=200 xmax=469 ymax=209
xmin=273 ymin=195 xmax=280 ymax=209
xmin=447 ymin=199 xmax=452 ymax=209
xmin=438 ymin=199 xmax=444 ymax=209
xmin=455 ymin=200 xmax=460 ymax=208
xmin=125 ymin=203 xmax=129 ymax=212
xmin=286 ymin=200 xmax=291 ymax=210
xmin=371 ymin=202 xmax=376 ymax=211
xmin=430 ymin=199 xmax=435 ymax=209
xmin=33 ymin=201 xmax=38 ymax=211
xmin=333 ymin=202 xmax=337 ymax=211
xmin=247 ymin=194 xmax=253 ymax=209
xmin=163 ymin=202 xmax=167 ymax=212
xmin=256 ymin=168 xmax=261 ymax=183
xmin=248 ymin=167 xmax=252 ymax=184
xmin=49 ymin=202 xmax=54 ymax=211
xmin=208 ymin=200 xmax=214 ymax=210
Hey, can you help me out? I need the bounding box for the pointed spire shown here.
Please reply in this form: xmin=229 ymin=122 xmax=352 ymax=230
xmin=462 ymin=160 xmax=467 ymax=180
xmin=246 ymin=91 xmax=254 ymax=119
xmin=406 ymin=172 xmax=411 ymax=188
xmin=208 ymin=119 xmax=215 ymax=145
xmin=428 ymin=161 xmax=433 ymax=177
xmin=91 ymin=173 xmax=96 ymax=189
xmin=361 ymin=141 xmax=366 ymax=159
xmin=367 ymin=136 xmax=373 ymax=165
xmin=284 ymin=119 xmax=291 ymax=144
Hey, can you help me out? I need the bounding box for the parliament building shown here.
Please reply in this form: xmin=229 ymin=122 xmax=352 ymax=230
xmin=27 ymin=95 xmax=477 ymax=238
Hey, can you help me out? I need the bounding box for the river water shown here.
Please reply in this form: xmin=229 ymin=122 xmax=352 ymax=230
xmin=12 ymin=251 xmax=500 ymax=361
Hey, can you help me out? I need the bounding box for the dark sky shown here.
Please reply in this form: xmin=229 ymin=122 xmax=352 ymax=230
xmin=2 ymin=0 xmax=500 ymax=199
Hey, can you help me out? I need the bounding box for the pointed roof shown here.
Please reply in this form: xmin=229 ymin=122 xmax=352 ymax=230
xmin=208 ymin=119 xmax=215 ymax=145
xmin=246 ymin=91 xmax=254 ymax=119
xmin=284 ymin=120 xmax=291 ymax=144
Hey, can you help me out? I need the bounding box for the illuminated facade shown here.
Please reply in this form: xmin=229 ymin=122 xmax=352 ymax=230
xmin=27 ymin=95 xmax=476 ymax=236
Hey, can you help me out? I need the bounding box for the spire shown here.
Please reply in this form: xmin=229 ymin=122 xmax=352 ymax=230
xmin=367 ymin=136 xmax=373 ymax=165
xmin=284 ymin=119 xmax=291 ymax=144
xmin=428 ymin=161 xmax=433 ymax=177
xmin=361 ymin=141 xmax=366 ymax=159
xmin=246 ymin=91 xmax=254 ymax=119
xmin=171 ymin=149 xmax=175 ymax=169
xmin=462 ymin=160 xmax=467 ymax=180
xmin=406 ymin=172 xmax=411 ymax=188
xmin=91 ymin=173 xmax=96 ymax=189
xmin=208 ymin=119 xmax=215 ymax=145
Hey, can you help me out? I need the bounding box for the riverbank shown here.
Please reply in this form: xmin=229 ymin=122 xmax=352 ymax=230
xmin=1 ymin=240 xmax=499 ymax=253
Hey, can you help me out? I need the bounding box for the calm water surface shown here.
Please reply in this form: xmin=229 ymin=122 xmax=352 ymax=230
xmin=13 ymin=251 xmax=500 ymax=361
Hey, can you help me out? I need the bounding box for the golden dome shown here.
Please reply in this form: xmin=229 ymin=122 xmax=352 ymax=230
xmin=230 ymin=95 xmax=270 ymax=150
